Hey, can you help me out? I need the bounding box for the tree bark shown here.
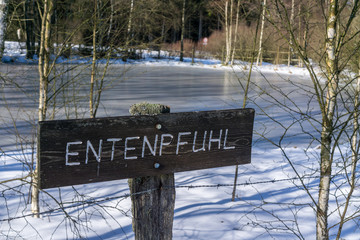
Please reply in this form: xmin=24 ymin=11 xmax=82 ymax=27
xmin=0 ymin=0 xmax=8 ymax=59
xmin=231 ymin=0 xmax=240 ymax=65
xmin=32 ymin=0 xmax=53 ymax=218
xmin=317 ymin=0 xmax=338 ymax=239
xmin=124 ymin=0 xmax=134 ymax=60
xmin=127 ymin=0 xmax=134 ymax=42
xmin=224 ymin=0 xmax=233 ymax=65
xmin=180 ymin=0 xmax=186 ymax=62
xmin=224 ymin=0 xmax=229 ymax=64
xmin=90 ymin=0 xmax=97 ymax=118
xmin=288 ymin=0 xmax=295 ymax=66
xmin=198 ymin=9 xmax=202 ymax=41
xmin=107 ymin=0 xmax=114 ymax=43
xmin=256 ymin=0 xmax=266 ymax=66
xmin=128 ymin=102 xmax=175 ymax=240
xmin=25 ymin=0 xmax=36 ymax=59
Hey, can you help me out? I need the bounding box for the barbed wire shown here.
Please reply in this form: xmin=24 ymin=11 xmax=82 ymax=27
xmin=0 ymin=175 xmax=322 ymax=222
xmin=169 ymin=175 xmax=321 ymax=189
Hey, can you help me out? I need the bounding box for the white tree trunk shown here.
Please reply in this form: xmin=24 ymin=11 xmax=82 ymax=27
xmin=127 ymin=0 xmax=134 ymax=39
xmin=180 ymin=0 xmax=186 ymax=62
xmin=224 ymin=0 xmax=233 ymax=65
xmin=288 ymin=0 xmax=295 ymax=66
xmin=224 ymin=0 xmax=229 ymax=64
xmin=125 ymin=0 xmax=134 ymax=58
xmin=90 ymin=0 xmax=97 ymax=118
xmin=0 ymin=0 xmax=8 ymax=58
xmin=107 ymin=0 xmax=114 ymax=43
xmin=256 ymin=0 xmax=266 ymax=66
xmin=317 ymin=0 xmax=338 ymax=239
xmin=32 ymin=0 xmax=53 ymax=218
xmin=231 ymin=0 xmax=240 ymax=65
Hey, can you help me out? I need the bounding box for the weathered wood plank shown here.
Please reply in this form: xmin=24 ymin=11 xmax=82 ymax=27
xmin=39 ymin=108 xmax=254 ymax=189
xmin=128 ymin=102 xmax=175 ymax=240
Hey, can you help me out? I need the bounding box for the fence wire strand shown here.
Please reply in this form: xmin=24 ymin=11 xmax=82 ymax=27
xmin=0 ymin=175 xmax=322 ymax=222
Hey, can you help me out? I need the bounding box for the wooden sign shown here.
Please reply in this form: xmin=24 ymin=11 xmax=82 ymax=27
xmin=39 ymin=108 xmax=254 ymax=189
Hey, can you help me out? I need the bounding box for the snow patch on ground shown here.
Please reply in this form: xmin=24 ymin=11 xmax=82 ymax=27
xmin=2 ymin=41 xmax=312 ymax=77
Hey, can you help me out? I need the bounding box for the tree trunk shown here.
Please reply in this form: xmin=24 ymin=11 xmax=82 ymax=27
xmin=224 ymin=0 xmax=229 ymax=64
xmin=232 ymin=6 xmax=261 ymax=201
xmin=288 ymin=0 xmax=295 ymax=67
xmin=198 ymin=9 xmax=202 ymax=41
xmin=107 ymin=0 xmax=114 ymax=44
xmin=128 ymin=102 xmax=175 ymax=240
xmin=231 ymin=0 xmax=240 ymax=65
xmin=317 ymin=0 xmax=338 ymax=239
xmin=0 ymin=0 xmax=8 ymax=59
xmin=32 ymin=0 xmax=53 ymax=218
xmin=224 ymin=0 xmax=233 ymax=65
xmin=256 ymin=0 xmax=266 ymax=66
xmin=180 ymin=0 xmax=185 ymax=62
xmin=127 ymin=0 xmax=134 ymax=42
xmin=90 ymin=0 xmax=97 ymax=118
xmin=25 ymin=0 xmax=36 ymax=59
xmin=124 ymin=0 xmax=134 ymax=60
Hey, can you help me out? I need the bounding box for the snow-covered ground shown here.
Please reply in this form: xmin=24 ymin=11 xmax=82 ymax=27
xmin=2 ymin=41 xmax=311 ymax=76
xmin=1 ymin=41 xmax=359 ymax=239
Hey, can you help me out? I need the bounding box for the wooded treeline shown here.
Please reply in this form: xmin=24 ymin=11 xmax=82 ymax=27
xmin=2 ymin=0 xmax=358 ymax=70
xmin=5 ymin=0 xmax=225 ymax=58
xmin=0 ymin=0 xmax=297 ymax=62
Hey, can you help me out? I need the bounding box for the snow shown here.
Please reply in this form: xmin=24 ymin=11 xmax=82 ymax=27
xmin=2 ymin=41 xmax=311 ymax=77
xmin=1 ymin=41 xmax=359 ymax=239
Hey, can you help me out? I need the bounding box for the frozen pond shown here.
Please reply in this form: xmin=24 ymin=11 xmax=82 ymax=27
xmin=4 ymin=64 xmax=357 ymax=240
xmin=0 ymin=64 xmax=315 ymax=152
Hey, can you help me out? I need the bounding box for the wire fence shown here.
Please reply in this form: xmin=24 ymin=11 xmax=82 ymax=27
xmin=156 ymin=47 xmax=302 ymax=66
xmin=0 ymin=175 xmax=322 ymax=222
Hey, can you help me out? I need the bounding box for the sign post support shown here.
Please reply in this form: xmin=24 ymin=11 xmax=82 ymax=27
xmin=128 ymin=102 xmax=175 ymax=240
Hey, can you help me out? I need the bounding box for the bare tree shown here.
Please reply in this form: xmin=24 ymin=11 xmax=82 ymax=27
xmin=90 ymin=0 xmax=98 ymax=118
xmin=230 ymin=0 xmax=240 ymax=65
xmin=31 ymin=0 xmax=54 ymax=218
xmin=288 ymin=0 xmax=295 ymax=66
xmin=256 ymin=0 xmax=266 ymax=66
xmin=180 ymin=0 xmax=186 ymax=62
xmin=258 ymin=0 xmax=360 ymax=239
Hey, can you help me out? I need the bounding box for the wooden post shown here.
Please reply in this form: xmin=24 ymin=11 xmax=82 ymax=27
xmin=128 ymin=102 xmax=175 ymax=240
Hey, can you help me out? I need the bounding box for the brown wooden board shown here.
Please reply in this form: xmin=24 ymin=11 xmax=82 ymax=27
xmin=39 ymin=108 xmax=254 ymax=189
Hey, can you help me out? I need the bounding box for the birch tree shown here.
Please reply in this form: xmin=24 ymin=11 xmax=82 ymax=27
xmin=0 ymin=0 xmax=8 ymax=59
xmin=231 ymin=0 xmax=240 ymax=65
xmin=259 ymin=0 xmax=360 ymax=238
xmin=315 ymin=1 xmax=338 ymax=238
xmin=32 ymin=0 xmax=53 ymax=217
xmin=288 ymin=0 xmax=295 ymax=66
xmin=89 ymin=0 xmax=97 ymax=118
xmin=180 ymin=0 xmax=185 ymax=62
xmin=224 ymin=0 xmax=233 ymax=65
xmin=256 ymin=0 xmax=266 ymax=66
